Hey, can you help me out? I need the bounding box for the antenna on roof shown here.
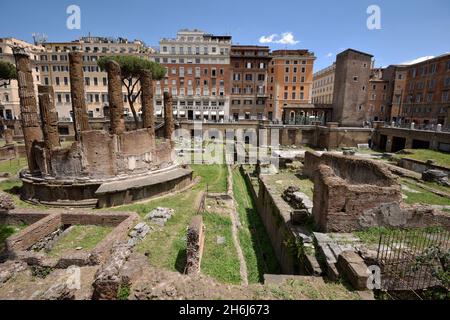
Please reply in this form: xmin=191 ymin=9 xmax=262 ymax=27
xmin=31 ymin=33 xmax=48 ymax=45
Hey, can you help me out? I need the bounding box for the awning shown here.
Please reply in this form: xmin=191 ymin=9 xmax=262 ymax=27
xmin=219 ymin=111 xmax=225 ymax=116
xmin=211 ymin=111 xmax=217 ymax=116
xmin=179 ymin=111 xmax=186 ymax=116
xmin=173 ymin=110 xmax=178 ymax=115
xmin=195 ymin=111 xmax=201 ymax=115
xmin=156 ymin=110 xmax=162 ymax=116
xmin=203 ymin=111 xmax=209 ymax=115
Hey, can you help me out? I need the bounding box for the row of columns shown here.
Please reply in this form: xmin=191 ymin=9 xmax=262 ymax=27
xmin=12 ymin=49 xmax=175 ymax=174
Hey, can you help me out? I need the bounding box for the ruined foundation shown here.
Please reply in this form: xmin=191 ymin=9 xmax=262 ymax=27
xmin=305 ymin=151 xmax=450 ymax=232
xmin=185 ymin=215 xmax=205 ymax=275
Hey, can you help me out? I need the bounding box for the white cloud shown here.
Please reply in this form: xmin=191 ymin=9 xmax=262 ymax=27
xmin=326 ymin=52 xmax=333 ymax=58
xmin=259 ymin=32 xmax=299 ymax=45
xmin=276 ymin=32 xmax=299 ymax=45
xmin=259 ymin=34 xmax=277 ymax=44
xmin=401 ymin=56 xmax=435 ymax=65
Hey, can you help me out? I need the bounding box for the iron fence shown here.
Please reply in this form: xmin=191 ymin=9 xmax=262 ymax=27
xmin=376 ymin=228 xmax=450 ymax=292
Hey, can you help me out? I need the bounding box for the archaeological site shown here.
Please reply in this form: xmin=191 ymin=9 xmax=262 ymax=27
xmin=0 ymin=7 xmax=450 ymax=306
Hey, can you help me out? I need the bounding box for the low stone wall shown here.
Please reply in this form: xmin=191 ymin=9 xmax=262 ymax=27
xmin=3 ymin=210 xmax=139 ymax=268
xmin=257 ymin=176 xmax=298 ymax=274
xmin=185 ymin=215 xmax=205 ymax=275
xmin=96 ymin=167 xmax=194 ymax=208
xmin=398 ymin=158 xmax=450 ymax=176
xmin=6 ymin=213 xmax=58 ymax=252
xmin=303 ymin=151 xmax=322 ymax=179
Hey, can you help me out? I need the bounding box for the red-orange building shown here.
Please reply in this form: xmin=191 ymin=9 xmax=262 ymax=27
xmin=400 ymin=53 xmax=450 ymax=127
xmin=266 ymin=50 xmax=316 ymax=122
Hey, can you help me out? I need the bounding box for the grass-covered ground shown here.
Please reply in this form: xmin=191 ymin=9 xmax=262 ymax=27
xmin=401 ymin=179 xmax=450 ymax=206
xmin=114 ymin=165 xmax=244 ymax=284
xmin=48 ymin=225 xmax=113 ymax=256
xmin=190 ymin=164 xmax=228 ymax=193
xmin=232 ymin=168 xmax=280 ymax=283
xmin=201 ymin=211 xmax=241 ymax=284
xmin=0 ymin=158 xmax=27 ymax=176
xmin=393 ymin=149 xmax=450 ymax=168
xmin=0 ymin=224 xmax=27 ymax=252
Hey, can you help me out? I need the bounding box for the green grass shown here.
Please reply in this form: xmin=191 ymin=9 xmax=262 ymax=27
xmin=201 ymin=211 xmax=241 ymax=284
xmin=232 ymin=168 xmax=280 ymax=283
xmin=191 ymin=164 xmax=228 ymax=193
xmin=356 ymin=226 xmax=446 ymax=245
xmin=401 ymin=180 xmax=450 ymax=206
xmin=355 ymin=227 xmax=392 ymax=245
xmin=0 ymin=179 xmax=37 ymax=209
xmin=48 ymin=225 xmax=113 ymax=256
xmin=0 ymin=224 xmax=27 ymax=252
xmin=122 ymin=188 xmax=200 ymax=272
xmin=117 ymin=164 xmax=243 ymax=285
xmin=394 ymin=149 xmax=450 ymax=168
xmin=0 ymin=158 xmax=27 ymax=176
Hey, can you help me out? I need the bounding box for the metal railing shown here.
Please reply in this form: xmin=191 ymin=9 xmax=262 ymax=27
xmin=376 ymin=228 xmax=450 ymax=292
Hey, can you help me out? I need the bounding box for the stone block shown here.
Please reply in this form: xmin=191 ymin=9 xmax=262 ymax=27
xmin=336 ymin=251 xmax=369 ymax=290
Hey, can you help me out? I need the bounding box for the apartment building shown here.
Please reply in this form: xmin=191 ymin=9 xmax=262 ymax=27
xmin=0 ymin=38 xmax=44 ymax=120
xmin=152 ymin=29 xmax=231 ymax=121
xmin=36 ymin=36 xmax=153 ymax=120
xmin=400 ymin=53 xmax=450 ymax=127
xmin=229 ymin=45 xmax=270 ymax=121
xmin=266 ymin=50 xmax=316 ymax=121
xmin=312 ymin=63 xmax=335 ymax=104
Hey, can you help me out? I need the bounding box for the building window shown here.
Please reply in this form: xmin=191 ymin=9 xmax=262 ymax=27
xmin=353 ymin=76 xmax=358 ymax=82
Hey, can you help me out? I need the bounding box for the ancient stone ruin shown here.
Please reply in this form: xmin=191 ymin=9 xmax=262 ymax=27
xmin=185 ymin=215 xmax=205 ymax=275
xmin=304 ymin=151 xmax=450 ymax=232
xmin=12 ymin=48 xmax=193 ymax=208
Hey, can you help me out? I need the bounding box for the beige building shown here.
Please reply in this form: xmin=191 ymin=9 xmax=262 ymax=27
xmin=0 ymin=38 xmax=44 ymax=120
xmin=312 ymin=63 xmax=335 ymax=104
xmin=36 ymin=36 xmax=155 ymax=120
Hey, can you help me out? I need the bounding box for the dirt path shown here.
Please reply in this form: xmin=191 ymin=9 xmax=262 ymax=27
xmin=226 ymin=165 xmax=248 ymax=286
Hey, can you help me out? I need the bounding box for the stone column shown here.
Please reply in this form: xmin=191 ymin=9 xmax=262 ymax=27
xmin=106 ymin=60 xmax=125 ymax=135
xmin=13 ymin=49 xmax=43 ymax=172
xmin=38 ymin=85 xmax=61 ymax=150
xmin=163 ymin=92 xmax=174 ymax=141
xmin=139 ymin=70 xmax=155 ymax=138
xmin=69 ymin=52 xmax=90 ymax=140
xmin=4 ymin=129 xmax=14 ymax=145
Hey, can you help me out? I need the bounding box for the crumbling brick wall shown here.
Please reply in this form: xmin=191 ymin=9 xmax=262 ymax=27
xmin=185 ymin=215 xmax=205 ymax=275
xmin=308 ymin=152 xmax=450 ymax=232
xmin=311 ymin=153 xmax=403 ymax=232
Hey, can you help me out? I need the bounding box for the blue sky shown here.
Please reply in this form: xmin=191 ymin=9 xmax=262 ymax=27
xmin=1 ymin=0 xmax=449 ymax=70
